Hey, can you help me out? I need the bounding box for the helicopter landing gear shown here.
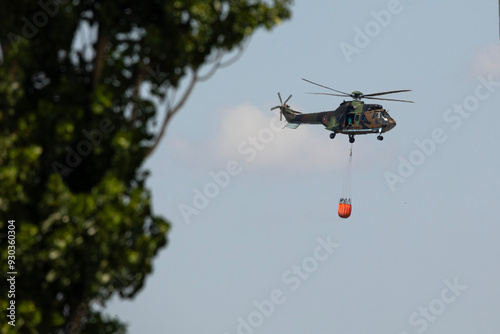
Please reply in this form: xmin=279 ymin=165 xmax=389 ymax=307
xmin=377 ymin=127 xmax=383 ymax=141
xmin=349 ymin=135 xmax=355 ymax=143
xmin=329 ymin=132 xmax=336 ymax=139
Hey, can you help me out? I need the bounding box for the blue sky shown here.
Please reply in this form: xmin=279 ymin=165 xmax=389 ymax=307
xmin=108 ymin=1 xmax=500 ymax=333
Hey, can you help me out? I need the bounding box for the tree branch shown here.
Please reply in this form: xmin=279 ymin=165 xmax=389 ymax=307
xmin=92 ymin=26 xmax=106 ymax=90
xmin=144 ymin=39 xmax=250 ymax=159
xmin=145 ymin=69 xmax=198 ymax=158
xmin=67 ymin=301 xmax=88 ymax=333
xmin=130 ymin=66 xmax=146 ymax=123
xmin=198 ymin=38 xmax=250 ymax=82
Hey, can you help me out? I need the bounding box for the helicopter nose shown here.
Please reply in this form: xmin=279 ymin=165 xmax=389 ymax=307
xmin=389 ymin=119 xmax=396 ymax=129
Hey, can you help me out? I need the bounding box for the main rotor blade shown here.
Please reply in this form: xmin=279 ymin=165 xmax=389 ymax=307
xmin=302 ymin=78 xmax=351 ymax=96
xmin=307 ymin=92 xmax=352 ymax=98
xmin=365 ymin=96 xmax=414 ymax=103
xmin=363 ymin=89 xmax=412 ymax=97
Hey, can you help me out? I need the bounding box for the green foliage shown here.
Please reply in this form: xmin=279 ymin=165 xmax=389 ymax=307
xmin=0 ymin=0 xmax=291 ymax=333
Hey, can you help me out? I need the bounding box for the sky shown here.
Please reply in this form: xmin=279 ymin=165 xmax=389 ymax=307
xmin=107 ymin=1 xmax=500 ymax=333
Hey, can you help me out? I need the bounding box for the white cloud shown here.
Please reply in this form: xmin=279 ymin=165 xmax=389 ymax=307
xmin=161 ymin=103 xmax=402 ymax=174
xmin=468 ymin=43 xmax=500 ymax=78
xmin=211 ymin=103 xmax=348 ymax=172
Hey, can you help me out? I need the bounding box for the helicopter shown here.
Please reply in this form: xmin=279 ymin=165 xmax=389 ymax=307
xmin=271 ymin=78 xmax=413 ymax=143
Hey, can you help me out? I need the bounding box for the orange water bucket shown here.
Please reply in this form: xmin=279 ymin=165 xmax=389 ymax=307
xmin=338 ymin=202 xmax=352 ymax=218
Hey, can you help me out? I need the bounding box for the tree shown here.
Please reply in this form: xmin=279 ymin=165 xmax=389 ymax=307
xmin=0 ymin=1 xmax=292 ymax=333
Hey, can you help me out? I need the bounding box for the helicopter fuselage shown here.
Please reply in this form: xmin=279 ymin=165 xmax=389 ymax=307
xmin=280 ymin=100 xmax=396 ymax=141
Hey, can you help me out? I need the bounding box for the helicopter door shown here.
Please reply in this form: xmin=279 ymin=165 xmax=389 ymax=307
xmin=345 ymin=112 xmax=355 ymax=127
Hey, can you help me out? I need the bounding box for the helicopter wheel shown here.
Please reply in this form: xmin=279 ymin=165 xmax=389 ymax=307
xmin=349 ymin=135 xmax=355 ymax=143
xmin=377 ymin=135 xmax=384 ymax=141
xmin=330 ymin=132 xmax=336 ymax=139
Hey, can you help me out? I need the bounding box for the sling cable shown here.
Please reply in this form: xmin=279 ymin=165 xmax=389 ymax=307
xmin=338 ymin=144 xmax=353 ymax=219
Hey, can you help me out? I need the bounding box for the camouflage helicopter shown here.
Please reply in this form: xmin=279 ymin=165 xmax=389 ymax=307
xmin=271 ymin=78 xmax=413 ymax=143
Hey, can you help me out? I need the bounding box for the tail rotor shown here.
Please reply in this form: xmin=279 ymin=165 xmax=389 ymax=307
xmin=271 ymin=92 xmax=292 ymax=121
